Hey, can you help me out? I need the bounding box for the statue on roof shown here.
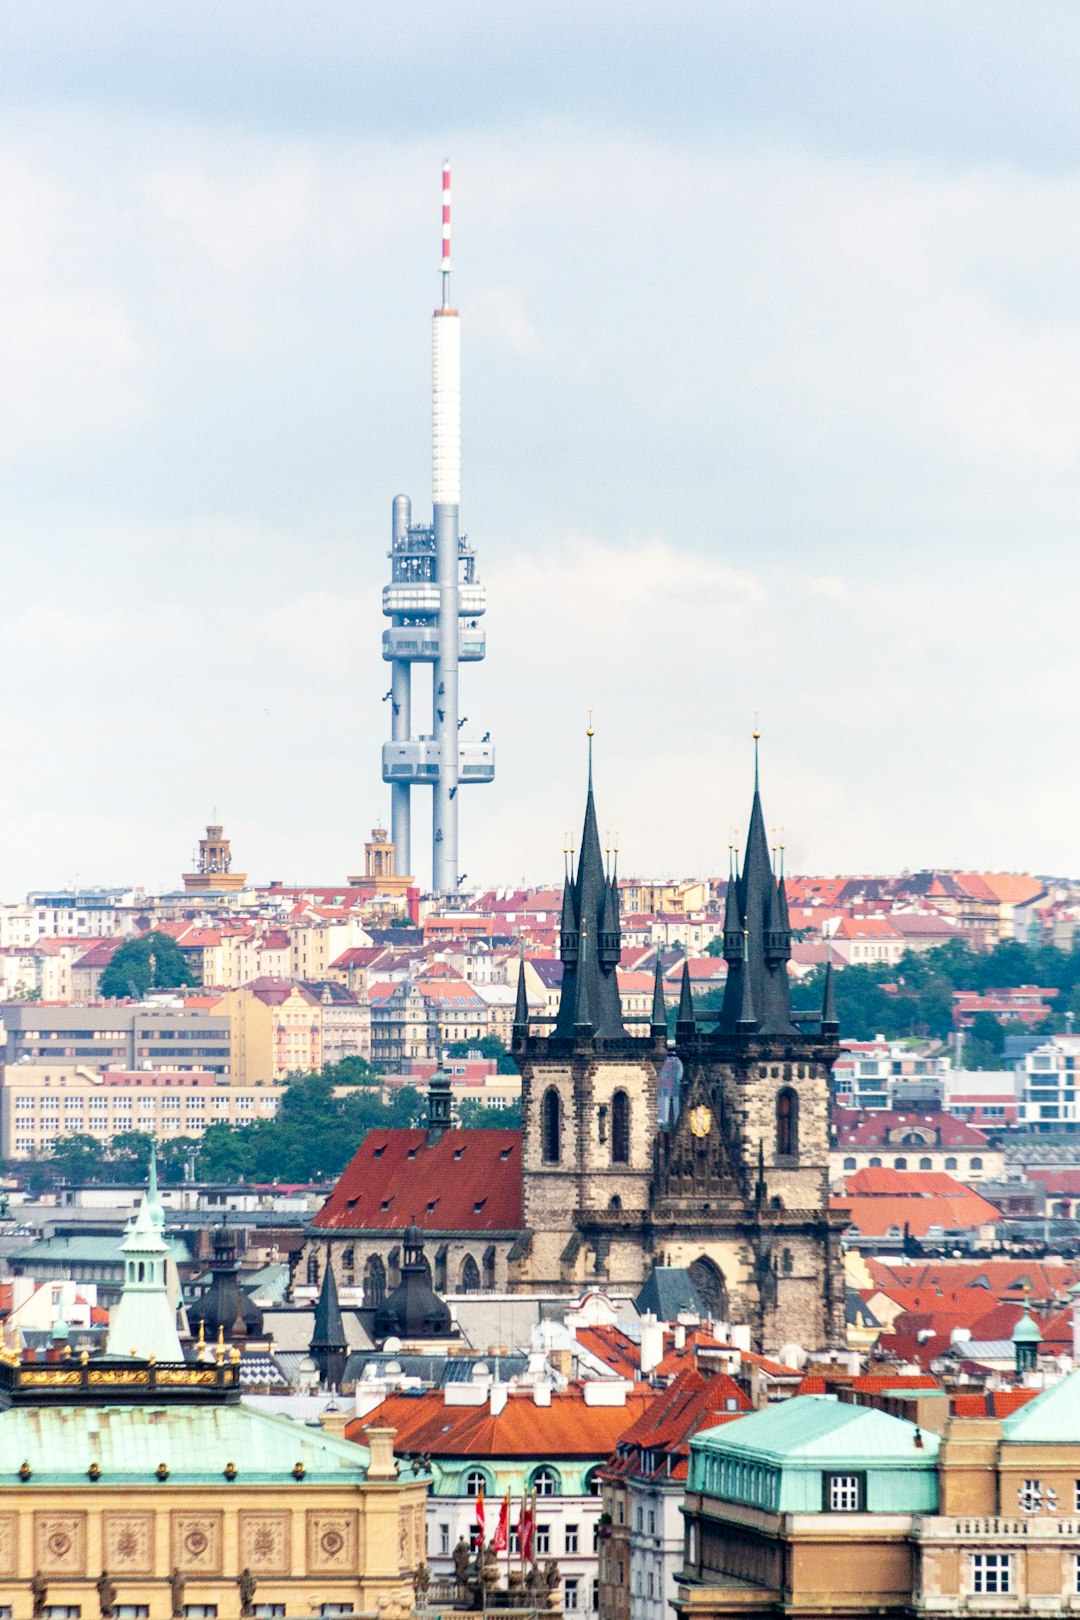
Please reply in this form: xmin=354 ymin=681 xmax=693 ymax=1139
xmin=237 ymin=1568 xmax=257 ymax=1617
xmin=31 ymin=1574 xmax=47 ymax=1619
xmin=169 ymin=1568 xmax=185 ymax=1619
xmin=96 ymin=1571 xmax=118 ymax=1618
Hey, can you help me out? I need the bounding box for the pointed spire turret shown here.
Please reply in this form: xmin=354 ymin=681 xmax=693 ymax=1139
xmin=553 ymin=732 xmax=625 ymax=1040
xmin=718 ymin=737 xmax=796 ymax=1038
xmin=310 ymin=1250 xmax=347 ymax=1388
xmin=821 ymin=953 xmax=839 ymax=1037
xmin=676 ymin=959 xmax=696 ymax=1041
xmin=513 ymin=954 xmax=530 ymax=1041
xmin=736 ymin=931 xmax=758 ymax=1033
xmin=573 ymin=926 xmax=593 ymax=1036
xmin=650 ymin=956 xmax=667 ymax=1037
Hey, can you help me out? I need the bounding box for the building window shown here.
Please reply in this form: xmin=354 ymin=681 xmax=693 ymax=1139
xmin=440 ymin=1523 xmax=451 ymax=1555
xmin=686 ymin=1523 xmax=698 ymax=1565
xmin=648 ymin=1510 xmax=655 ymax=1536
xmin=971 ymin=1157 xmax=983 ymax=1170
xmin=945 ymin=1157 xmax=957 ymax=1170
xmin=1074 ymin=1553 xmax=1080 ymax=1594
xmin=593 ymin=1523 xmax=600 ymax=1552
xmin=565 ymin=1524 xmax=578 ymax=1553
xmin=843 ymin=1157 xmax=856 ymax=1171
xmin=183 ymin=1610 xmax=219 ymax=1620
xmin=254 ymin=1609 xmax=285 ymax=1619
xmin=1019 ymin=1478 xmax=1043 ymax=1513
xmin=893 ymin=1157 xmax=907 ymax=1170
xmin=919 ymin=1157 xmax=932 ymax=1170
xmin=535 ymin=1525 xmax=550 ymax=1556
xmin=591 ymin=1579 xmax=600 ymax=1612
xmin=532 ymin=1466 xmax=560 ymax=1497
xmin=824 ymin=1472 xmax=864 ymax=1512
xmin=611 ymin=1090 xmax=630 ymax=1164
xmin=460 ymin=1254 xmax=481 ymax=1293
xmin=44 ymin=1611 xmax=81 ymax=1620
xmin=116 ymin=1609 xmax=149 ymax=1619
xmin=564 ymin=1579 xmax=579 ymax=1611
xmin=616 ymin=1500 xmax=624 ymax=1525
xmin=464 ymin=1469 xmax=489 ymax=1497
xmin=776 ymin=1088 xmax=798 ymax=1158
xmin=972 ymin=1554 xmax=1010 ymax=1594
xmin=542 ymin=1087 xmax=561 ymax=1162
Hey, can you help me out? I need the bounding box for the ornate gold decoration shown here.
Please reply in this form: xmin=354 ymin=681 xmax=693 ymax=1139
xmin=88 ymin=1369 xmax=150 ymax=1386
xmin=20 ymin=1369 xmax=81 ymax=1387
xmin=688 ymin=1105 xmax=712 ymax=1139
xmin=156 ymin=1367 xmax=218 ymax=1386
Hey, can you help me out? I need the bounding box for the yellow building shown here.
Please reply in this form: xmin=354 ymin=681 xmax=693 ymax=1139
xmin=0 ymin=1065 xmax=283 ymax=1160
xmin=214 ymin=981 xmax=323 ymax=1084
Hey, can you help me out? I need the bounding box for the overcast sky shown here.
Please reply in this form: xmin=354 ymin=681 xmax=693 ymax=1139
xmin=2 ymin=2 xmax=1080 ymax=894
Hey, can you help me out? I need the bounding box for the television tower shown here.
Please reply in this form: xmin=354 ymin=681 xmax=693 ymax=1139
xmin=381 ymin=163 xmax=494 ymax=892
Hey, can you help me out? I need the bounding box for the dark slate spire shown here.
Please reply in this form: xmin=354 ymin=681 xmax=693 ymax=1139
xmin=821 ymin=953 xmax=839 ymax=1037
xmin=310 ymin=1251 xmax=347 ymax=1389
xmin=735 ymin=930 xmax=758 ymax=1032
xmin=650 ymin=956 xmax=667 ymax=1036
xmin=512 ymin=954 xmax=530 ymax=1040
xmin=573 ymin=926 xmax=594 ymax=1035
xmin=676 ymin=959 xmax=696 ymax=1041
xmin=553 ymin=740 xmax=625 ymax=1040
xmin=718 ymin=741 xmax=795 ymax=1038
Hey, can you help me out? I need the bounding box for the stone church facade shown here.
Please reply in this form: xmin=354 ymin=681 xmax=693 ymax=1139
xmin=301 ymin=756 xmax=846 ymax=1354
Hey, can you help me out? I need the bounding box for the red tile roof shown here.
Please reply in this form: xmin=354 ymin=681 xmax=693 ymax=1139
xmin=348 ymin=1385 xmax=653 ymax=1458
xmin=836 ymin=1189 xmax=1001 ymax=1238
xmin=834 ymin=1112 xmax=990 ymax=1149
xmin=311 ymin=1128 xmax=522 ymax=1232
xmin=844 ymin=1168 xmax=993 ymax=1197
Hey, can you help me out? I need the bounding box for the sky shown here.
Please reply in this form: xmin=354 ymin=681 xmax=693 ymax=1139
xmin=2 ymin=2 xmax=1080 ymax=894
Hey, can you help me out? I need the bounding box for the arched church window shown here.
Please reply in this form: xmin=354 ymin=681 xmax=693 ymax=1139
xmin=363 ymin=1254 xmax=386 ymax=1308
xmin=460 ymin=1254 xmax=481 ymax=1293
xmin=688 ymin=1257 xmax=728 ymax=1319
xmin=542 ymin=1088 xmax=561 ymax=1163
xmin=306 ymin=1250 xmax=319 ymax=1287
xmin=776 ymin=1088 xmax=798 ymax=1159
xmin=612 ymin=1090 xmax=630 ymax=1164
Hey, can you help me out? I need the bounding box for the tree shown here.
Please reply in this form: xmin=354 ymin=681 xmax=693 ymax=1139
xmin=99 ymin=931 xmax=195 ymax=999
xmin=705 ymin=937 xmax=724 ymax=958
xmin=446 ymin=1035 xmax=519 ymax=1075
xmin=44 ymin=1134 xmax=102 ymax=1185
xmin=458 ymin=1099 xmax=522 ymax=1129
xmin=109 ymin=1131 xmax=157 ymax=1183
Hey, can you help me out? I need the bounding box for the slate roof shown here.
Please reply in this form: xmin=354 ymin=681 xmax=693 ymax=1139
xmin=633 ymin=1267 xmax=706 ymax=1321
xmin=310 ymin=1128 xmax=522 ymax=1232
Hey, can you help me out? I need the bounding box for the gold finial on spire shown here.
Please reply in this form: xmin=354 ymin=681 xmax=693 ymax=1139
xmin=752 ymin=712 xmax=761 ymax=790
xmin=586 ymin=708 xmax=595 ymax=790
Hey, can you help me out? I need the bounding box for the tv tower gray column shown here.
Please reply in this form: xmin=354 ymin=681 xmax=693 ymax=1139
xmin=380 ymin=162 xmax=494 ymax=893
xmin=389 ymin=493 xmax=413 ymax=876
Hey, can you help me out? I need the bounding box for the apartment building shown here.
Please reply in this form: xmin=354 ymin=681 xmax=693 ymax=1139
xmin=213 ymin=978 xmax=322 ymax=1083
xmin=0 ymin=1065 xmax=282 ymax=1158
xmin=0 ymin=1002 xmax=231 ymax=1074
xmin=1019 ymin=1035 xmax=1080 ymax=1133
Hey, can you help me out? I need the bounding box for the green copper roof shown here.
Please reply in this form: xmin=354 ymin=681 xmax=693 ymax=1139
xmin=695 ymin=1395 xmax=940 ymax=1466
xmin=1002 ymin=1369 xmax=1080 ymax=1443
xmin=9 ymin=1233 xmax=194 ymax=1267
xmin=0 ymin=1403 xmax=372 ymax=1485
xmin=1012 ymin=1305 xmax=1042 ymax=1343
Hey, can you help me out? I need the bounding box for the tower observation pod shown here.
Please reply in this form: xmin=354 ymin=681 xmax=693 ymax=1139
xmin=381 ymin=162 xmax=494 ymax=893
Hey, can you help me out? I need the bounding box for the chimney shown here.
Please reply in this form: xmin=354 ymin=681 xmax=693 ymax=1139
xmin=490 ymin=1384 xmax=508 ymax=1416
xmin=640 ymin=1313 xmax=664 ymax=1377
xmin=365 ymin=1426 xmax=399 ymax=1480
xmin=673 ymin=1323 xmax=686 ymax=1351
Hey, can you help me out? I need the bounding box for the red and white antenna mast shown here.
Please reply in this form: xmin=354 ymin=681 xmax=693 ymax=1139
xmin=440 ymin=159 xmax=452 ymax=309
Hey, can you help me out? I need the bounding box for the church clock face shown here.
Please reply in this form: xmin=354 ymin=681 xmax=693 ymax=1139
xmin=688 ymin=1104 xmax=712 ymax=1139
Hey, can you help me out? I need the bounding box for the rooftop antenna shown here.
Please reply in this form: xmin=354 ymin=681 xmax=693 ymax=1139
xmin=441 ymin=158 xmax=452 ymax=310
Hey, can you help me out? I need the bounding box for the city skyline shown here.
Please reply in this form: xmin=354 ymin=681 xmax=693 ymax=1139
xmin=3 ymin=4 xmax=1080 ymax=893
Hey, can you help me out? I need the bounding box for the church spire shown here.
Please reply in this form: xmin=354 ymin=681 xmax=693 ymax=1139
xmin=821 ymin=952 xmax=839 ymax=1037
xmin=650 ymin=956 xmax=667 ymax=1036
xmin=553 ymin=731 xmax=625 ymax=1040
xmin=310 ymin=1249 xmax=347 ymax=1389
xmin=106 ymin=1176 xmax=183 ymax=1362
xmin=718 ymin=737 xmax=795 ymax=1038
xmin=676 ymin=959 xmax=696 ymax=1041
xmin=513 ymin=953 xmax=530 ymax=1041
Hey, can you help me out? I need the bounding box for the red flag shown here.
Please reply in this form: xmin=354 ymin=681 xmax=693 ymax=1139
xmin=518 ymin=1496 xmax=534 ymax=1563
xmin=475 ymin=1482 xmax=485 ymax=1540
xmin=492 ymin=1491 xmax=510 ymax=1552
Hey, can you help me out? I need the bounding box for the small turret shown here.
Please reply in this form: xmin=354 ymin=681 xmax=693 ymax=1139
xmin=650 ymin=957 xmax=667 ymax=1038
xmin=512 ymin=956 xmax=530 ymax=1042
xmin=821 ymin=955 xmax=839 ymax=1038
xmin=676 ymin=960 xmax=696 ymax=1042
xmin=427 ymin=1068 xmax=453 ymax=1145
xmin=559 ymin=873 xmax=579 ymax=967
xmin=310 ymin=1250 xmax=348 ymax=1390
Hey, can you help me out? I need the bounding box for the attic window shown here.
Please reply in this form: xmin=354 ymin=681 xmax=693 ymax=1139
xmin=372 ymin=1145 xmax=386 ymax=1159
xmin=347 ymin=1197 xmax=359 ymax=1209
xmin=407 ymin=1148 xmax=418 ymax=1159
xmin=454 ymin=1148 xmax=466 ymax=1160
xmin=427 ymin=1200 xmax=439 ymax=1213
xmin=474 ymin=1199 xmax=487 ymax=1214
xmin=500 ymin=1148 xmax=512 ymax=1160
xmin=381 ymin=1199 xmax=394 ymax=1211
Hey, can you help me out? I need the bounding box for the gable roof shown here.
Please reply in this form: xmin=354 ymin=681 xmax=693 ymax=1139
xmin=311 ymin=1128 xmax=522 ymax=1233
xmin=694 ymin=1394 xmax=939 ymax=1464
xmin=348 ymin=1386 xmax=652 ymax=1459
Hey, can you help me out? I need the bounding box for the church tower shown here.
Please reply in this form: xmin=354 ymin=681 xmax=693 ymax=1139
xmin=512 ymin=741 xmax=665 ymax=1291
xmin=655 ymin=739 xmax=846 ymax=1351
